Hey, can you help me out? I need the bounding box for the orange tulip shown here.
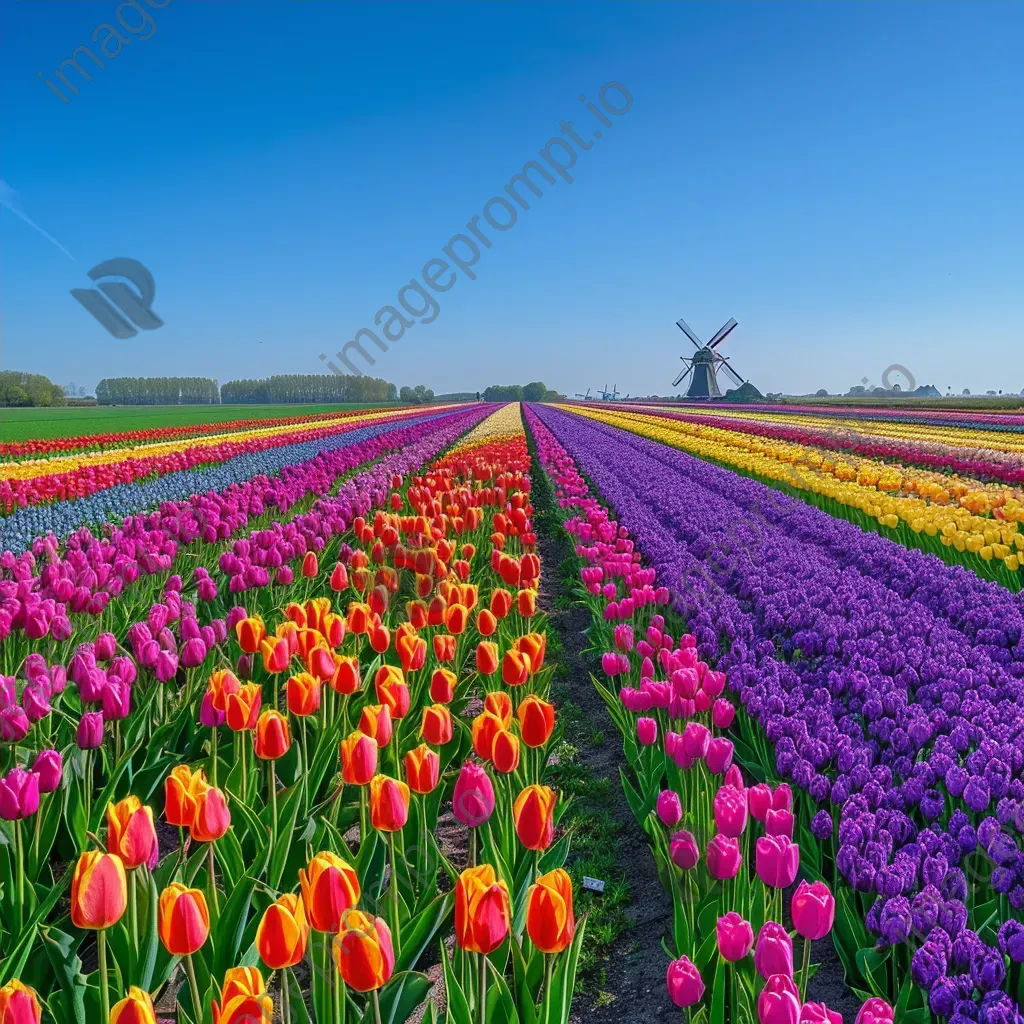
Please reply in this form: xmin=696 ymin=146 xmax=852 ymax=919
xmin=422 ymin=703 xmax=453 ymax=746
xmin=109 ymin=986 xmax=155 ymax=1024
xmin=299 ymin=852 xmax=361 ymax=932
xmin=331 ymin=655 xmax=362 ymax=695
xmin=405 ymin=744 xmax=440 ymax=794
xmin=335 ymin=910 xmax=395 ymax=992
xmin=190 ymin=784 xmax=232 ymax=842
xmin=515 ymin=632 xmax=546 ymax=671
xmin=516 ymin=589 xmax=538 ymax=617
xmin=427 ymin=595 xmax=447 ymax=626
xmin=476 ymin=641 xmax=499 ymax=676
xmin=461 ymin=542 xmax=476 ymax=560
xmin=472 ymin=711 xmax=504 ymax=761
xmin=359 ymin=703 xmax=393 ymax=748
xmin=302 ymin=551 xmax=319 ymax=578
xmin=347 ymin=602 xmax=371 ymax=635
xmin=489 ymin=588 xmax=513 ymax=619
xmin=407 ymin=599 xmax=429 ymax=629
xmin=484 ymin=690 xmax=513 ymax=728
xmin=432 ymin=634 xmax=456 ymax=663
xmin=455 ymin=864 xmax=511 ymax=954
xmin=254 ymin=709 xmax=291 ymax=760
xmin=107 ymin=796 xmax=159 ymax=870
xmin=164 ymin=764 xmax=206 ymax=828
xmin=275 ymin=620 xmax=299 ymax=657
xmin=330 ymin=562 xmax=350 ymax=591
xmin=260 ymin=636 xmax=290 ymax=674
xmin=476 ymin=609 xmax=497 ymax=637
xmin=286 ymin=672 xmax=321 ymax=717
xmin=225 ymin=682 xmax=262 ymax=731
xmin=445 ymin=604 xmax=468 ymax=635
xmin=502 ymin=649 xmax=531 ymax=687
xmin=513 ymin=784 xmax=556 ymax=851
xmin=211 ymin=967 xmax=273 ymax=1024
xmin=207 ymin=669 xmax=241 ymax=713
xmin=0 ymin=981 xmax=42 ymax=1024
xmin=235 ymin=616 xmax=266 ymax=654
xmin=71 ymin=851 xmax=127 ymax=930
xmin=370 ymin=774 xmax=410 ymax=832
xmin=397 ymin=633 xmax=427 ymax=674
xmin=430 ymin=667 xmax=457 ymax=703
xmin=517 ymin=695 xmax=556 ymax=748
xmin=375 ymin=665 xmax=410 ymax=719
xmin=460 ymin=584 xmax=479 ymax=610
xmin=340 ymin=731 xmax=378 ymax=785
xmin=526 ymin=868 xmax=575 ymax=953
xmin=158 ymin=882 xmax=210 ymax=955
xmin=256 ymin=892 xmax=308 ymax=970
xmin=368 ymin=621 xmax=391 ymax=654
xmin=492 ymin=730 xmax=521 ymax=774
xmin=322 ymin=611 xmax=346 ymax=648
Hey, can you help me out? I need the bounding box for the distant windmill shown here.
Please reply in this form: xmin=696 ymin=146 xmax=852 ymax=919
xmin=574 ymin=387 xmax=592 ymax=400
xmin=598 ymin=384 xmax=620 ymax=401
xmin=672 ymin=316 xmax=746 ymax=398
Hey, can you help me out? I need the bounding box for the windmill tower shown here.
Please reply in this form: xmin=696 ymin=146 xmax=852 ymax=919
xmin=672 ymin=317 xmax=746 ymax=398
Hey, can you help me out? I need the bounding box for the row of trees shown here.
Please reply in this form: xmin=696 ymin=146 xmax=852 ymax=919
xmin=96 ymin=378 xmax=220 ymax=405
xmin=399 ymin=385 xmax=435 ymax=404
xmin=482 ymin=382 xmax=550 ymax=402
xmin=0 ymin=371 xmax=68 ymax=407
xmin=220 ymin=374 xmax=399 ymax=404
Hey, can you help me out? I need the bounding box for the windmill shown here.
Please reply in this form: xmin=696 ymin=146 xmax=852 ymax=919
xmin=598 ymin=384 xmax=620 ymax=401
xmin=672 ymin=316 xmax=745 ymax=398
xmin=574 ymin=388 xmax=592 ymax=400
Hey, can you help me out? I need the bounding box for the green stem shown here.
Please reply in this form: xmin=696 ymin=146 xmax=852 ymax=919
xmin=98 ymin=929 xmax=111 ymax=1024
xmin=185 ymin=952 xmax=202 ymax=1018
xmin=130 ymin=869 xmax=139 ymax=954
xmin=542 ymin=954 xmax=554 ymax=1024
xmin=32 ymin=795 xmax=43 ymax=867
xmin=388 ymin=832 xmax=401 ymax=952
xmin=360 ymin=786 xmax=370 ymax=848
xmin=269 ymin=759 xmax=279 ymax=860
xmin=281 ymin=964 xmax=292 ymax=1024
xmin=300 ymin=717 xmax=308 ymax=815
xmin=14 ymin=819 xmax=25 ymax=936
xmin=207 ymin=842 xmax=221 ymax=917
xmin=240 ymin=734 xmax=248 ymax=803
xmin=210 ymin=726 xmax=218 ymax=788
xmin=800 ymin=935 xmax=812 ymax=1002
xmin=478 ymin=951 xmax=487 ymax=1024
xmin=372 ymin=990 xmax=382 ymax=1024
xmin=469 ymin=827 xmax=478 ymax=869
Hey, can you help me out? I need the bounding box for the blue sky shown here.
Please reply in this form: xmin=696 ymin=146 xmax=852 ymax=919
xmin=2 ymin=1 xmax=1022 ymax=398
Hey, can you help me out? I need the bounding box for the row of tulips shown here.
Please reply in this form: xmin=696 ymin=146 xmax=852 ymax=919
xmin=0 ymin=405 xmax=459 ymax=515
xmin=617 ymin=403 xmax=1024 ymax=489
xmin=0 ymin=402 xmax=587 ymax=1024
xmin=561 ymin=403 xmax=1024 ymax=591
xmin=527 ymin=402 xmax=1024 ymax=1023
xmin=0 ymin=405 xmax=407 ymax=462
xmin=0 ymin=406 xmax=483 ymax=555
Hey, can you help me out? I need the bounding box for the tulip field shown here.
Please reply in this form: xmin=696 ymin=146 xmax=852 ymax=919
xmin=5 ymin=396 xmax=1024 ymax=1024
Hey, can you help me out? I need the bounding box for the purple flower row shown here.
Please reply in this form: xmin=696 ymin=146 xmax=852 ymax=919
xmin=529 ymin=402 xmax=1024 ymax=1020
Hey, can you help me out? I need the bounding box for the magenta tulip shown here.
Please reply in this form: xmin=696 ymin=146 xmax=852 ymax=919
xmin=713 ymin=785 xmax=748 ymax=838
xmin=31 ymin=749 xmax=63 ymax=793
xmin=756 ymin=835 xmax=800 ymax=889
xmin=77 ymin=711 xmax=105 ymax=749
xmin=681 ymin=721 xmax=709 ymax=759
xmin=452 ymin=761 xmax=495 ymax=827
xmin=656 ymin=789 xmax=683 ymax=827
xmin=706 ymin=737 xmax=734 ymax=775
xmin=706 ymin=833 xmax=742 ymax=880
xmin=758 ymin=974 xmax=801 ymax=1024
xmin=0 ymin=768 xmax=40 ymax=820
xmin=854 ymin=998 xmax=895 ymax=1024
xmin=800 ymin=1003 xmax=842 ymax=1024
xmin=765 ymin=808 xmax=795 ymax=838
xmin=666 ymin=956 xmax=704 ymax=1008
xmin=712 ymin=698 xmax=735 ymax=729
xmin=748 ymin=783 xmax=772 ymax=822
xmin=791 ymin=880 xmax=835 ymax=940
xmin=636 ymin=717 xmax=658 ymax=746
xmin=754 ymin=921 xmax=794 ymax=980
xmin=670 ymin=830 xmax=700 ymax=871
xmin=716 ymin=911 xmax=753 ymax=962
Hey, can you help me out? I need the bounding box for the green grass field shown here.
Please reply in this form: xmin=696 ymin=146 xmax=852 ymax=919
xmin=0 ymin=403 xmax=408 ymax=442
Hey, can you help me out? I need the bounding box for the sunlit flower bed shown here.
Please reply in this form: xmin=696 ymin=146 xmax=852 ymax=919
xmin=0 ymin=403 xmax=586 ymax=1024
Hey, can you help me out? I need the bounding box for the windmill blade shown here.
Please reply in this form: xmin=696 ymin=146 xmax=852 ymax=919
xmin=675 ymin=318 xmax=704 ymax=349
xmin=718 ymin=359 xmax=745 ymax=387
xmin=708 ymin=318 xmax=738 ymax=349
xmin=672 ymin=364 xmax=694 ymax=388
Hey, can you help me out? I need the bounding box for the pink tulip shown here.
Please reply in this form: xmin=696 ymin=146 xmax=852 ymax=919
xmin=754 ymin=921 xmax=794 ymax=980
xmin=636 ymin=717 xmax=658 ymax=746
xmin=712 ymin=698 xmax=735 ymax=729
xmin=656 ymin=790 xmax=683 ymax=827
xmin=748 ymin=783 xmax=773 ymax=822
xmin=791 ymin=880 xmax=835 ymax=940
xmin=799 ymin=1003 xmax=842 ymax=1024
xmin=452 ymin=761 xmax=495 ymax=827
xmin=706 ymin=833 xmax=742 ymax=880
xmin=758 ymin=974 xmax=801 ymax=1024
xmin=666 ymin=956 xmax=704 ymax=1008
xmin=681 ymin=722 xmax=710 ymax=759
xmin=854 ymin=999 xmax=895 ymax=1024
xmin=713 ymin=785 xmax=748 ymax=837
xmin=77 ymin=711 xmax=104 ymax=749
xmin=765 ymin=808 xmax=795 ymax=838
xmin=0 ymin=768 xmax=40 ymax=820
xmin=716 ymin=911 xmax=753 ymax=962
xmin=756 ymin=835 xmax=800 ymax=889
xmin=773 ymin=783 xmax=793 ymax=812
xmin=31 ymin=749 xmax=63 ymax=794
xmin=706 ymin=737 xmax=734 ymax=775
xmin=670 ymin=830 xmax=700 ymax=870
xmin=724 ymin=764 xmax=744 ymax=791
